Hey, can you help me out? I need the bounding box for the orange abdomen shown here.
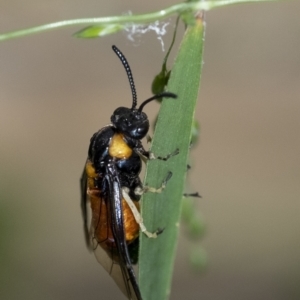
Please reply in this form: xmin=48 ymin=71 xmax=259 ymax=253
xmin=89 ymin=191 xmax=140 ymax=251
xmin=86 ymin=160 xmax=139 ymax=252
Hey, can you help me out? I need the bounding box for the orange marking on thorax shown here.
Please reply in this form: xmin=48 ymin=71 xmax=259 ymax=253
xmin=109 ymin=133 xmax=132 ymax=159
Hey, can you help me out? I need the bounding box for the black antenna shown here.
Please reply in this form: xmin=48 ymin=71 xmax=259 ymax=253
xmin=112 ymin=45 xmax=137 ymax=109
xmin=138 ymin=92 xmax=177 ymax=112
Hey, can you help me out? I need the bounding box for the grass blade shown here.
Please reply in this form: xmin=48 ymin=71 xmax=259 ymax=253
xmin=139 ymin=16 xmax=205 ymax=300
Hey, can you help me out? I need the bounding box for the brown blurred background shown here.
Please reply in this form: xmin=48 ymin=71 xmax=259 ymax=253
xmin=1 ymin=1 xmax=300 ymax=299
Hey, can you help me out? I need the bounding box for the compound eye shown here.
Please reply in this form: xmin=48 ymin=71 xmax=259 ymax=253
xmin=111 ymin=108 xmax=149 ymax=139
xmin=130 ymin=119 xmax=149 ymax=139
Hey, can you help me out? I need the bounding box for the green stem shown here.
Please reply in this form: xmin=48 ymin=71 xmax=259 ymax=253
xmin=162 ymin=15 xmax=180 ymax=71
xmin=0 ymin=0 xmax=277 ymax=42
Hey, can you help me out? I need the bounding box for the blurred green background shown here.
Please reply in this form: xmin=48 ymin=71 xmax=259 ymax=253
xmin=1 ymin=1 xmax=300 ymax=299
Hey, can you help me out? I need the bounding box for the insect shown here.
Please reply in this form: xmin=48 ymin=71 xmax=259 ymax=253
xmin=81 ymin=45 xmax=177 ymax=300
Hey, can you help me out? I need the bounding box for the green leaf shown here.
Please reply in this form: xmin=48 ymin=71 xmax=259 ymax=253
xmin=139 ymin=17 xmax=205 ymax=300
xmin=74 ymin=24 xmax=124 ymax=38
xmin=151 ymin=16 xmax=179 ymax=95
xmin=151 ymin=70 xmax=170 ymax=95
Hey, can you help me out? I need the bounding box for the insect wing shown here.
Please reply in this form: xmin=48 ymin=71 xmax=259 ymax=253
xmin=87 ymin=164 xmax=142 ymax=300
xmin=93 ymin=244 xmax=140 ymax=300
xmin=80 ymin=161 xmax=92 ymax=250
xmin=107 ymin=171 xmax=142 ymax=300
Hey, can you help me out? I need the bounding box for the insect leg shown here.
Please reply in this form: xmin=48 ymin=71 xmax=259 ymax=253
xmin=122 ymin=172 xmax=172 ymax=239
xmin=148 ymin=148 xmax=179 ymax=161
xmin=122 ymin=188 xmax=160 ymax=239
xmin=184 ymin=164 xmax=201 ymax=198
xmin=183 ymin=192 xmax=202 ymax=198
xmin=140 ymin=148 xmax=179 ymax=161
xmin=134 ymin=171 xmax=172 ymax=196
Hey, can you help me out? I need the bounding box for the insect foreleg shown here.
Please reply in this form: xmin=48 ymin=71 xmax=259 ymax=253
xmin=134 ymin=171 xmax=172 ymax=196
xmin=139 ymin=148 xmax=179 ymax=162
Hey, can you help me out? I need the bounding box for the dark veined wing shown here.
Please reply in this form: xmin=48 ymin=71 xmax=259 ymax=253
xmin=101 ymin=163 xmax=142 ymax=300
xmin=82 ymin=159 xmax=142 ymax=300
xmin=80 ymin=162 xmax=92 ymax=250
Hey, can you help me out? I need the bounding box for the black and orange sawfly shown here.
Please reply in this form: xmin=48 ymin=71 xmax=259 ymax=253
xmin=80 ymin=45 xmax=177 ymax=300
